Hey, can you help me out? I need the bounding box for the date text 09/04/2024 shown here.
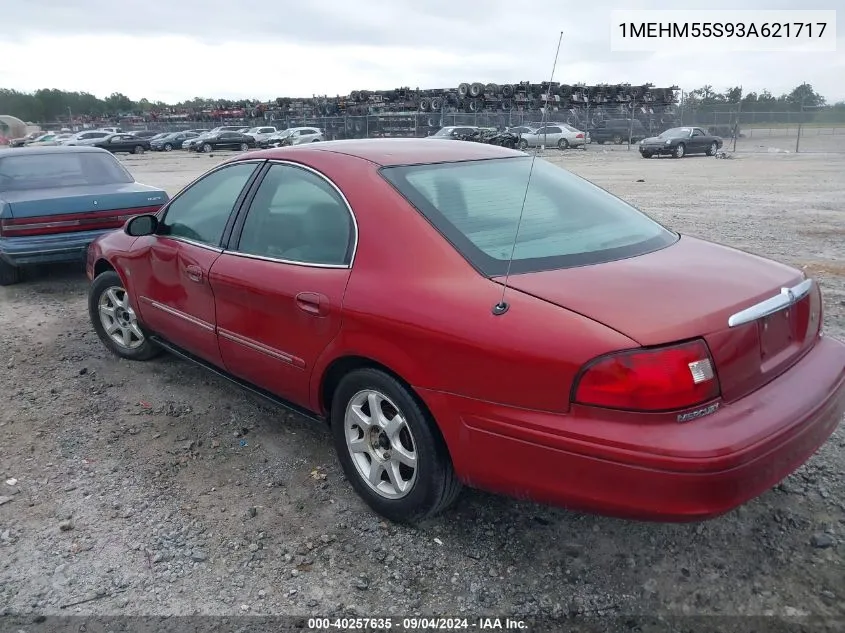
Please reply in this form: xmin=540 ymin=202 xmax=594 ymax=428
xmin=307 ymin=617 xmax=528 ymax=630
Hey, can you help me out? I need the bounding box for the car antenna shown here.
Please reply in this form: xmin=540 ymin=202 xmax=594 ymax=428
xmin=493 ymin=30 xmax=564 ymax=316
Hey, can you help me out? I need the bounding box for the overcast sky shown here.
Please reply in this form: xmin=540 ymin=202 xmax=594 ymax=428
xmin=1 ymin=0 xmax=842 ymax=104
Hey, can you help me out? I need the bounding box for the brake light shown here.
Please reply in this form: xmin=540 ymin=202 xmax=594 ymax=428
xmin=572 ymin=339 xmax=720 ymax=412
xmin=576 ymin=133 xmax=584 ymax=138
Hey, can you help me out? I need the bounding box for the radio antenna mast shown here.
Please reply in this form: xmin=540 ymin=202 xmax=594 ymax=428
xmin=493 ymin=30 xmax=564 ymax=316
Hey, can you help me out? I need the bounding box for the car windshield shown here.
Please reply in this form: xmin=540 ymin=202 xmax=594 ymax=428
xmin=380 ymin=157 xmax=677 ymax=275
xmin=659 ymin=127 xmax=691 ymax=138
xmin=432 ymin=128 xmax=458 ymax=137
xmin=0 ymin=152 xmax=135 ymax=191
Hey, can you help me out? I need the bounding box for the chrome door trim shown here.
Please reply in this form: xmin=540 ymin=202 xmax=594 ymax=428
xmin=727 ymin=278 xmax=813 ymax=328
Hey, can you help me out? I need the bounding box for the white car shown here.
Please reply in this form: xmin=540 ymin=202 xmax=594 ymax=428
xmin=245 ymin=126 xmax=277 ymax=143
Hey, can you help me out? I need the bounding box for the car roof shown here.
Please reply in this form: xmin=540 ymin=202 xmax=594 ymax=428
xmin=249 ymin=138 xmax=523 ymax=167
xmin=0 ymin=145 xmax=112 ymax=158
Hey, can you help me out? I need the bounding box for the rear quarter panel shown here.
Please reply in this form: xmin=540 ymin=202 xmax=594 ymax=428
xmin=299 ymin=153 xmax=638 ymax=414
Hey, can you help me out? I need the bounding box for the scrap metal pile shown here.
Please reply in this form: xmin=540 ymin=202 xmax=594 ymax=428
xmin=267 ymin=81 xmax=678 ymax=122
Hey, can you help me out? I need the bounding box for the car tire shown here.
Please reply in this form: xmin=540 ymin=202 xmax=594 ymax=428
xmin=164 ymin=143 xmax=173 ymax=151
xmin=673 ymin=143 xmax=685 ymax=158
xmin=612 ymin=134 xmax=623 ymax=144
xmin=133 ymin=145 xmax=145 ymax=154
xmin=312 ymin=138 xmax=320 ymax=142
xmin=707 ymin=142 xmax=718 ymax=156
xmin=239 ymin=143 xmax=249 ymax=151
xmin=0 ymin=260 xmax=22 ymax=286
xmin=89 ymin=271 xmax=160 ymax=361
xmin=203 ymin=143 xmax=212 ymax=153
xmin=641 ymin=151 xmax=653 ymax=158
xmin=330 ymin=367 xmax=462 ymax=523
xmin=557 ymin=138 xmax=569 ymax=150
xmin=518 ymin=139 xmax=528 ymax=150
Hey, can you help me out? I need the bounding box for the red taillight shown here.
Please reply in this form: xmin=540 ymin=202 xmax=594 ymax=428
xmin=576 ymin=133 xmax=584 ymax=138
xmin=572 ymin=339 xmax=721 ymax=412
xmin=0 ymin=206 xmax=160 ymax=237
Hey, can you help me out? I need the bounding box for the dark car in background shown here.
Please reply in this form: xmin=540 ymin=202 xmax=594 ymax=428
xmin=151 ymin=131 xmax=199 ymax=152
xmin=93 ymin=133 xmax=152 ymax=155
xmin=589 ymin=118 xmax=648 ymax=145
xmin=128 ymin=130 xmax=160 ymax=140
xmin=639 ymin=126 xmax=723 ymax=158
xmin=189 ymin=131 xmax=256 ymax=153
xmin=0 ymin=146 xmax=167 ymax=285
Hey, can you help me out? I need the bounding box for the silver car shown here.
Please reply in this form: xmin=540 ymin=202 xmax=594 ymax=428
xmin=517 ymin=123 xmax=588 ymax=150
xmin=265 ymin=127 xmax=324 ymax=147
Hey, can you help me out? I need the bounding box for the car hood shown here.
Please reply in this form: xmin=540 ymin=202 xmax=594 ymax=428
xmin=642 ymin=136 xmax=671 ymax=143
xmin=494 ymin=235 xmax=803 ymax=346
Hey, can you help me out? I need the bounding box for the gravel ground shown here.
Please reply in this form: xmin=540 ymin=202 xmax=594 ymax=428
xmin=1 ymin=141 xmax=843 ymax=627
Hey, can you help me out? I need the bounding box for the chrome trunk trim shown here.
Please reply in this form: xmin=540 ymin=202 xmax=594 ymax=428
xmin=727 ymin=278 xmax=813 ymax=328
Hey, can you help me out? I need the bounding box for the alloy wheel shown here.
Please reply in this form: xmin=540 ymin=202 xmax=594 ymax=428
xmin=98 ymin=286 xmax=145 ymax=350
xmin=344 ymin=389 xmax=418 ymax=499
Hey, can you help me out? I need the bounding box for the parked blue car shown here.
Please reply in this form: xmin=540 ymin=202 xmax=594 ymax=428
xmin=0 ymin=146 xmax=168 ymax=285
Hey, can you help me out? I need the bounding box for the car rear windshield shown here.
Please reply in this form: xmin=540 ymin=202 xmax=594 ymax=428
xmin=0 ymin=152 xmax=134 ymax=191
xmin=380 ymin=157 xmax=678 ymax=276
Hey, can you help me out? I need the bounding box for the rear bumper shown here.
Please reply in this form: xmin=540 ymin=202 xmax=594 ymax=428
xmin=419 ymin=335 xmax=845 ymax=521
xmin=0 ymin=229 xmax=115 ymax=266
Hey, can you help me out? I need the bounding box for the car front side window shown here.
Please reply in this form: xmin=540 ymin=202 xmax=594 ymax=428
xmin=235 ymin=163 xmax=353 ymax=266
xmin=158 ymin=163 xmax=258 ymax=247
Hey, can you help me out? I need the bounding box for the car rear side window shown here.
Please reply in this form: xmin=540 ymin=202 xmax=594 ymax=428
xmin=0 ymin=152 xmax=134 ymax=191
xmin=380 ymin=157 xmax=677 ymax=276
xmin=235 ymin=163 xmax=354 ymax=266
xmin=159 ymin=163 xmax=258 ymax=247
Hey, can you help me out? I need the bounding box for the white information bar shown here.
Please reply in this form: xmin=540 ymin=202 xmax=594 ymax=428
xmin=610 ymin=10 xmax=837 ymax=52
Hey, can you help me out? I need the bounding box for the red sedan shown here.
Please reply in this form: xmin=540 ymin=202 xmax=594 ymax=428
xmin=85 ymin=139 xmax=845 ymax=523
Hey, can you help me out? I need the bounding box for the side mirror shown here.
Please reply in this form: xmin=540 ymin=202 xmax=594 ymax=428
xmin=125 ymin=214 xmax=158 ymax=237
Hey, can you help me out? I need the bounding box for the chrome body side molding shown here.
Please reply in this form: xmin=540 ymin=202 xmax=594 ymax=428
xmin=727 ymin=278 xmax=813 ymax=328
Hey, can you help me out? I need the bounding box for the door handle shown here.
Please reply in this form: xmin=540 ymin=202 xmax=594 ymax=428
xmin=185 ymin=264 xmax=203 ymax=283
xmin=295 ymin=292 xmax=329 ymax=317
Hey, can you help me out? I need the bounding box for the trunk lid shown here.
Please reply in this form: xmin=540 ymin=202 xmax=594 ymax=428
xmin=496 ymin=236 xmax=821 ymax=402
xmin=1 ymin=184 xmax=167 ymax=236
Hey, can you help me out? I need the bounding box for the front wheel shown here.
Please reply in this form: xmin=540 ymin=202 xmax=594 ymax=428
xmin=557 ymin=138 xmax=569 ymax=150
xmin=163 ymin=143 xmax=173 ymax=151
xmin=612 ymin=134 xmax=623 ymax=144
xmin=673 ymin=143 xmax=685 ymax=158
xmin=331 ymin=368 xmax=462 ymax=523
xmin=89 ymin=271 xmax=160 ymax=361
xmin=640 ymin=151 xmax=653 ymax=159
xmin=707 ymin=142 xmax=718 ymax=156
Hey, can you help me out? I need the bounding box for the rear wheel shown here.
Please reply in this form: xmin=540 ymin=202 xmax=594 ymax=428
xmin=557 ymin=138 xmax=569 ymax=150
xmin=331 ymin=368 xmax=461 ymax=523
xmin=133 ymin=145 xmax=145 ymax=154
xmin=641 ymin=151 xmax=653 ymax=158
xmin=89 ymin=271 xmax=160 ymax=361
xmin=707 ymin=142 xmax=718 ymax=156
xmin=612 ymin=134 xmax=623 ymax=144
xmin=0 ymin=260 xmax=22 ymax=286
xmin=518 ymin=138 xmax=528 ymax=150
xmin=163 ymin=143 xmax=173 ymax=151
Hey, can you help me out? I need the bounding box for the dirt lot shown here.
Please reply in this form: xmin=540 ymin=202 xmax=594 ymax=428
xmin=1 ymin=142 xmax=844 ymax=625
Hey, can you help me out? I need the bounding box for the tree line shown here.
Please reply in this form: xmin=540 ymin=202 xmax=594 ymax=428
xmin=0 ymin=83 xmax=841 ymax=123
